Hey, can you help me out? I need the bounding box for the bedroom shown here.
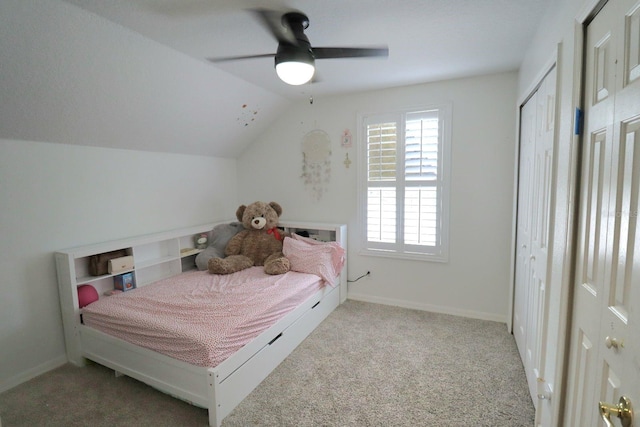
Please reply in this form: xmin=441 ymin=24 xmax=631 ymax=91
xmin=2 ymin=0 xmax=636 ymax=426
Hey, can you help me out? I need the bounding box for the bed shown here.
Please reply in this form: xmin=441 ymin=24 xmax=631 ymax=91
xmin=55 ymin=221 xmax=347 ymax=427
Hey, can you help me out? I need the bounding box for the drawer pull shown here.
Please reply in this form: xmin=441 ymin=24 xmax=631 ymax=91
xmin=268 ymin=333 xmax=283 ymax=345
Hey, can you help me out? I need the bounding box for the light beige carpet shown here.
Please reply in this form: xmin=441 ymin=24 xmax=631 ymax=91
xmin=0 ymin=300 xmax=534 ymax=426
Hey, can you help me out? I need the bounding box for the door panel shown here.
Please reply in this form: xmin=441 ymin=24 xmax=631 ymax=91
xmin=567 ymin=331 xmax=594 ymax=427
xmin=624 ymin=4 xmax=640 ymax=82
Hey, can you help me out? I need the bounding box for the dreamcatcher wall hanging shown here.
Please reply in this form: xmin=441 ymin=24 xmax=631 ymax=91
xmin=301 ymin=129 xmax=332 ymax=200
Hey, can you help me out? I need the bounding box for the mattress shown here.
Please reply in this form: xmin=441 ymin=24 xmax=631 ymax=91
xmin=81 ymin=267 xmax=325 ymax=368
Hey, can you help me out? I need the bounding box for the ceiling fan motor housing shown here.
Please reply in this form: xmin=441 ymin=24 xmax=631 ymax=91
xmin=275 ymin=12 xmax=314 ymax=64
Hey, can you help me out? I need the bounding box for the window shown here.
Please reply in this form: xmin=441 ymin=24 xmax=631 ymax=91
xmin=358 ymin=105 xmax=451 ymax=262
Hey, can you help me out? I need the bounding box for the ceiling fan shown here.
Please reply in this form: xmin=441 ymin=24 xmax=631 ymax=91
xmin=208 ymin=9 xmax=389 ymax=86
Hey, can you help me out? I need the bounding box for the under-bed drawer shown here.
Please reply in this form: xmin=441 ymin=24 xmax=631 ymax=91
xmin=214 ymin=285 xmax=333 ymax=382
xmin=214 ymin=286 xmax=339 ymax=418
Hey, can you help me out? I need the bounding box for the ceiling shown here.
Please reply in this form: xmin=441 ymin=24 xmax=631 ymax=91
xmin=61 ymin=0 xmax=552 ymax=100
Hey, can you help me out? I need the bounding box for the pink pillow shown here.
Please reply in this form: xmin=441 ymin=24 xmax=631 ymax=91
xmin=283 ymin=236 xmax=345 ymax=286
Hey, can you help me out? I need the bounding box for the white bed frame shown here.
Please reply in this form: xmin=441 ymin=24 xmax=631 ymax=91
xmin=55 ymin=221 xmax=347 ymax=426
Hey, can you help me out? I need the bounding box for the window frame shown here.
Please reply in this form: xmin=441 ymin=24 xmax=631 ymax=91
xmin=357 ymin=103 xmax=452 ymax=262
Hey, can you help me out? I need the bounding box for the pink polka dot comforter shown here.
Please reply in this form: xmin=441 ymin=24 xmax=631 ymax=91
xmin=82 ymin=267 xmax=325 ymax=368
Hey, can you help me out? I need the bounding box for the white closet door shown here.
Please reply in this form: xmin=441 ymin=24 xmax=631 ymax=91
xmin=514 ymin=91 xmax=536 ymax=366
xmin=513 ymin=65 xmax=556 ymax=408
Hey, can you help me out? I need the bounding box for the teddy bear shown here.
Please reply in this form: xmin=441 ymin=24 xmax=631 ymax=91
xmin=208 ymin=201 xmax=291 ymax=275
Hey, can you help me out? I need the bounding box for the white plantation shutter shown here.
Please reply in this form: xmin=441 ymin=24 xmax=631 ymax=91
xmin=360 ymin=106 xmax=450 ymax=261
xmin=404 ymin=111 xmax=439 ymax=247
xmin=405 ymin=111 xmax=439 ymax=181
xmin=367 ymin=187 xmax=396 ymax=243
xmin=404 ymin=187 xmax=437 ymax=246
xmin=367 ymin=122 xmax=397 ymax=182
xmin=366 ymin=121 xmax=397 ymax=244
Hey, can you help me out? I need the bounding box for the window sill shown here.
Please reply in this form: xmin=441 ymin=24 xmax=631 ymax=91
xmin=358 ymin=247 xmax=448 ymax=263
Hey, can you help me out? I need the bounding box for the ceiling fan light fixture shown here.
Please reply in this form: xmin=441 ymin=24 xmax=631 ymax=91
xmin=275 ymin=44 xmax=315 ymax=85
xmin=275 ymin=61 xmax=315 ymax=85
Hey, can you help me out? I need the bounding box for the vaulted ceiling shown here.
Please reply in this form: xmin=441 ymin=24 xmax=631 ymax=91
xmin=63 ymin=0 xmax=552 ymax=99
xmin=2 ymin=1 xmax=552 ymax=158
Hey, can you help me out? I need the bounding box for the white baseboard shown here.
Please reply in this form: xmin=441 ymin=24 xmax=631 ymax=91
xmin=0 ymin=355 xmax=68 ymax=394
xmin=347 ymin=293 xmax=506 ymax=323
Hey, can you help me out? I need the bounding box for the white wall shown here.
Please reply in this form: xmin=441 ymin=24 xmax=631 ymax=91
xmin=238 ymin=72 xmax=518 ymax=322
xmin=0 ymin=139 xmax=237 ymax=392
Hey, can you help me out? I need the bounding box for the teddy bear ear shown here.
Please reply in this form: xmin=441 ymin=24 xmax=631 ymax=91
xmin=269 ymin=202 xmax=283 ymax=217
xmin=235 ymin=205 xmax=247 ymax=222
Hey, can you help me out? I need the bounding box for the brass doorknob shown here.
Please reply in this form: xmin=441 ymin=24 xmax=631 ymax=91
xmin=599 ymin=396 xmax=633 ymax=427
xmin=605 ymin=336 xmax=624 ymax=349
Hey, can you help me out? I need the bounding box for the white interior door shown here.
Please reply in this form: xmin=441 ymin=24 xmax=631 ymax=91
xmin=530 ymin=68 xmax=556 ymax=425
xmin=565 ymin=0 xmax=640 ymax=425
xmin=513 ymin=66 xmax=556 ymax=409
xmin=514 ymin=91 xmax=536 ymax=367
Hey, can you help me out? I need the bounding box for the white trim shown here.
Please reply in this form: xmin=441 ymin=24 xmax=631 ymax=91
xmin=576 ymin=0 xmax=608 ymax=23
xmin=358 ymin=247 xmax=448 ymax=263
xmin=518 ymin=48 xmax=560 ymax=108
xmin=357 ymin=103 xmax=452 ymax=262
xmin=347 ymin=294 xmax=506 ymax=323
xmin=0 ymin=355 xmax=67 ymax=393
xmin=549 ymin=12 xmax=592 ymax=426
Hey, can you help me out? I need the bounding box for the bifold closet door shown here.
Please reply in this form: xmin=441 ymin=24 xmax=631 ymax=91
xmin=513 ymin=65 xmax=556 ymax=408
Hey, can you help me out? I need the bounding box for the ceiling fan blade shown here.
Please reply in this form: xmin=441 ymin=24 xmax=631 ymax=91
xmin=207 ymin=53 xmax=275 ymax=63
xmin=313 ymin=46 xmax=389 ymax=59
xmin=251 ymin=8 xmax=298 ymax=46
